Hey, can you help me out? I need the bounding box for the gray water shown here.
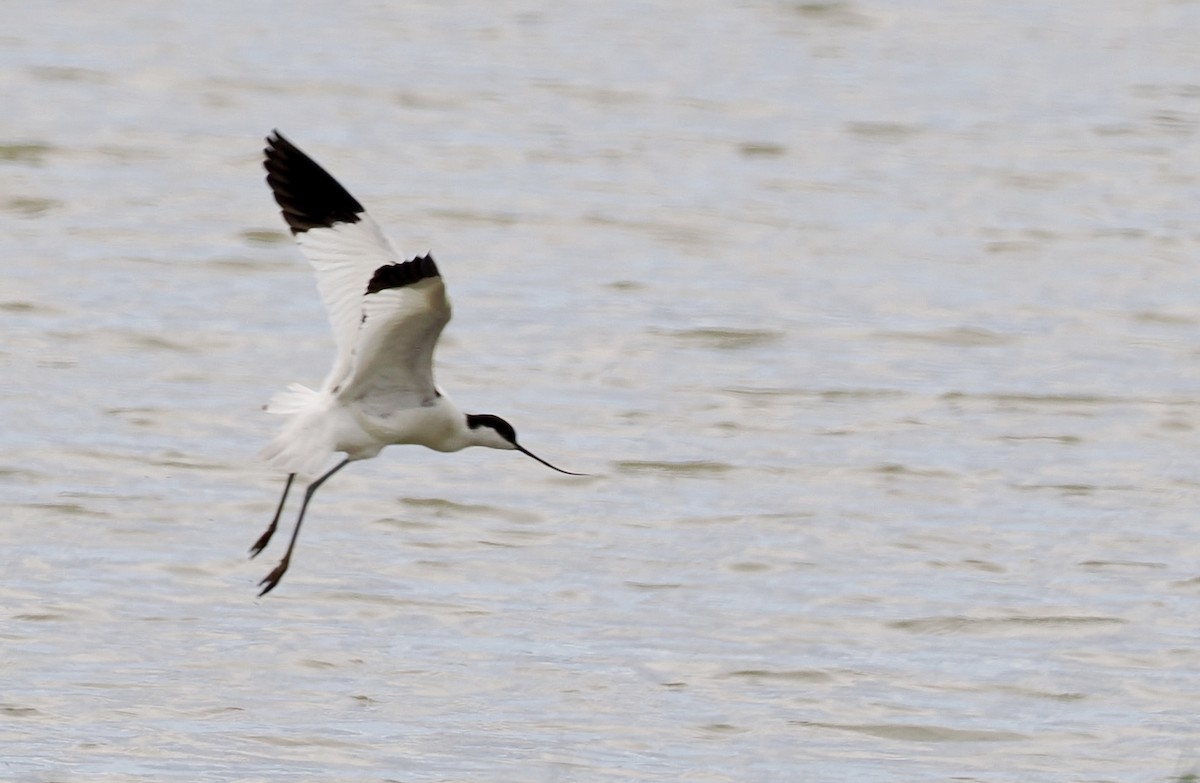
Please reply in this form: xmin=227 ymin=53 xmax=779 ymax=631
xmin=3 ymin=1 xmax=1200 ymax=781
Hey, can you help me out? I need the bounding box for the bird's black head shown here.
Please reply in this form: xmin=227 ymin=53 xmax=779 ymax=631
xmin=464 ymin=413 xmax=585 ymax=476
xmin=466 ymin=413 xmax=517 ymax=445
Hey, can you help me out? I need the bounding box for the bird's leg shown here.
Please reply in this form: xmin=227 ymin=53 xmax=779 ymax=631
xmin=250 ymin=473 xmax=295 ymax=558
xmin=258 ymin=458 xmax=350 ymax=597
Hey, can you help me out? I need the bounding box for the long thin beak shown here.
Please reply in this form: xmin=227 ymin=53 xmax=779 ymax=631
xmin=517 ymin=445 xmax=588 ymax=476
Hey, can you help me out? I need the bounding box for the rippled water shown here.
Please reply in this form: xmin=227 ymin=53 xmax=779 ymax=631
xmin=3 ymin=1 xmax=1200 ymax=781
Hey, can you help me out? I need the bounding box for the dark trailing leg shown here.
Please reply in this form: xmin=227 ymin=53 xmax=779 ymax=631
xmin=250 ymin=473 xmax=295 ymax=558
xmin=257 ymin=459 xmax=350 ymax=597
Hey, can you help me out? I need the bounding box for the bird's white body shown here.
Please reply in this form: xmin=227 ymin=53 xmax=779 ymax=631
xmin=263 ymin=383 xmax=487 ymax=475
xmin=250 ymin=131 xmax=580 ymax=596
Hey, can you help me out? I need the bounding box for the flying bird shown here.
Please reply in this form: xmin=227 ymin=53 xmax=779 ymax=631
xmin=250 ymin=130 xmax=583 ymax=596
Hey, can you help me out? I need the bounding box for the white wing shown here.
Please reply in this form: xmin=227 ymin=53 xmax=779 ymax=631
xmin=292 ymin=217 xmax=405 ymax=389
xmin=336 ymin=254 xmax=451 ymax=413
xmin=263 ymin=131 xmax=406 ymax=389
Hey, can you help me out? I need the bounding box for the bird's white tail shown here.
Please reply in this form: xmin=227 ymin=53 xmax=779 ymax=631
xmin=265 ymin=382 xmax=321 ymax=415
xmin=260 ymin=384 xmax=335 ymax=476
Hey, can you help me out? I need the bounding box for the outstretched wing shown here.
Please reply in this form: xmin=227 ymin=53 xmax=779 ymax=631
xmin=263 ymin=130 xmax=405 ymax=389
xmin=337 ymin=253 xmax=452 ymax=414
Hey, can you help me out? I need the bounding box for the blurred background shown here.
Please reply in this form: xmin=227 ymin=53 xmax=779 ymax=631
xmin=2 ymin=1 xmax=1200 ymax=781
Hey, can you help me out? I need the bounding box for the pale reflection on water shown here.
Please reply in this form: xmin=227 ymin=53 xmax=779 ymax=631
xmin=3 ymin=1 xmax=1200 ymax=781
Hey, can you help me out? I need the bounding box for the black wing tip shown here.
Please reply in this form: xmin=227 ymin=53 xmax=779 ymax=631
xmin=262 ymin=130 xmax=365 ymax=234
xmin=366 ymin=253 xmax=440 ymax=294
xmin=264 ymin=129 xmax=288 ymax=151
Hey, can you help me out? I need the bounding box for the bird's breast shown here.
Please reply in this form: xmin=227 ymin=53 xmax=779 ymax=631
xmin=351 ymin=399 xmax=467 ymax=453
